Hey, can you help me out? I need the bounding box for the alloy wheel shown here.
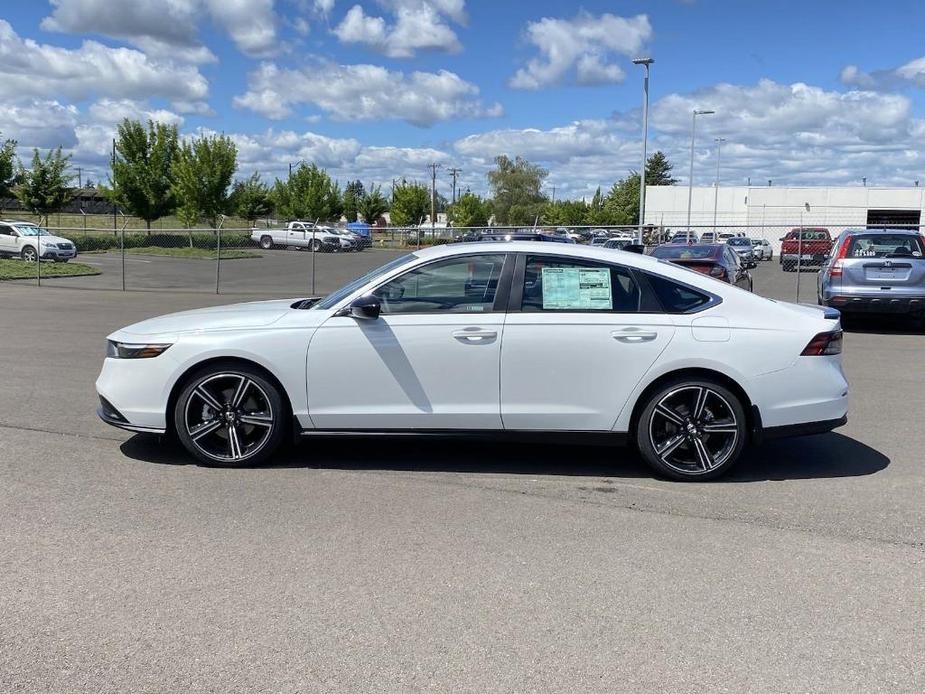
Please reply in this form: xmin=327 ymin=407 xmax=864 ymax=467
xmin=182 ymin=372 xmax=275 ymax=463
xmin=647 ymin=385 xmax=739 ymax=475
xmin=23 ymin=247 xmax=37 ymax=262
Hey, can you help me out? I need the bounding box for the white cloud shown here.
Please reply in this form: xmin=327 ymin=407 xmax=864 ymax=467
xmin=842 ymin=56 xmax=925 ymax=91
xmin=333 ymin=0 xmax=465 ymax=58
xmin=233 ymin=60 xmax=502 ymax=126
xmin=41 ymin=0 xmax=278 ymax=60
xmin=510 ymin=12 xmax=651 ymax=90
xmin=87 ymin=98 xmax=185 ymax=127
xmin=314 ymin=0 xmax=336 ymax=18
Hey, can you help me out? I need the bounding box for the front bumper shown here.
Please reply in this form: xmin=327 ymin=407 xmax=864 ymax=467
xmin=41 ymin=247 xmax=77 ymax=259
xmin=96 ymin=355 xmax=174 ymax=432
xmin=97 ymin=397 xmax=165 ymax=434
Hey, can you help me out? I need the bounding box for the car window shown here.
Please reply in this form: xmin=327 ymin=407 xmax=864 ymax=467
xmin=644 ymin=273 xmax=712 ymax=313
xmin=373 ymin=254 xmax=506 ymax=314
xmin=0 ymin=226 xmax=11 ymax=236
xmin=845 ymin=234 xmax=924 ymax=258
xmin=521 ymin=256 xmax=641 ymax=313
xmin=313 ymin=254 xmax=413 ymax=310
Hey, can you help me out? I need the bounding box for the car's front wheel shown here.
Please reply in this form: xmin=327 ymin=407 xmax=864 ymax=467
xmin=259 ymin=235 xmax=274 ymax=250
xmin=21 ymin=246 xmax=37 ymax=262
xmin=635 ymin=378 xmax=747 ymax=481
xmin=174 ymin=364 xmax=288 ymax=467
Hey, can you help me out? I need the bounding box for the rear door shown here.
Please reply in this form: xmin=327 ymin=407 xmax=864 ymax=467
xmin=0 ymin=224 xmax=17 ymax=255
xmin=840 ymin=233 xmax=925 ymax=295
xmin=500 ymin=253 xmax=674 ymax=431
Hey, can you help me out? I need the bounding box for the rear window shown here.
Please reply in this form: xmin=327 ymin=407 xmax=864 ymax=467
xmin=845 ymin=234 xmax=924 ymax=258
xmin=786 ymin=229 xmax=830 ymax=241
xmin=644 ymin=273 xmax=712 ymax=313
xmin=652 ymin=245 xmax=718 ymax=260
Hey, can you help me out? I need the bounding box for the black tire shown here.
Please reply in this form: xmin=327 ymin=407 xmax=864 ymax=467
xmin=635 ymin=377 xmax=748 ymax=481
xmin=259 ymin=235 xmax=274 ymax=250
xmin=311 ymin=239 xmax=323 ymax=252
xmin=173 ymin=363 xmax=288 ymax=467
xmin=21 ymin=246 xmax=37 ymax=263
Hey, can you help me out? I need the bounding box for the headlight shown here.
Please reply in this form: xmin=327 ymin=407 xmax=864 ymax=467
xmin=106 ymin=340 xmax=172 ymax=359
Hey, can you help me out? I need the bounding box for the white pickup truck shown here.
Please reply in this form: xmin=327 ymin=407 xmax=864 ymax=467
xmin=251 ymin=221 xmax=355 ymax=252
xmin=0 ymin=220 xmax=77 ymax=262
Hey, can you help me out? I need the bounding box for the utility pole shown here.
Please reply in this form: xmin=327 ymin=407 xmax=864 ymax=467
xmin=77 ymin=166 xmax=82 ymax=189
xmin=430 ymin=162 xmax=441 ymax=241
xmin=447 ymin=167 xmax=462 ymax=204
xmin=632 ymin=57 xmax=654 ymax=244
xmin=111 ymin=139 xmax=117 ymax=232
xmin=552 ymin=185 xmax=556 ymax=204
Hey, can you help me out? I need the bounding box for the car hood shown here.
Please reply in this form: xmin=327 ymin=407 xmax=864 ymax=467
xmin=38 ymin=235 xmax=72 ymax=245
xmin=111 ymin=299 xmax=298 ymax=338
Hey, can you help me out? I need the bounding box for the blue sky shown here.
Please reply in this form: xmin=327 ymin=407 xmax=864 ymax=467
xmin=3 ymin=0 xmax=925 ymax=198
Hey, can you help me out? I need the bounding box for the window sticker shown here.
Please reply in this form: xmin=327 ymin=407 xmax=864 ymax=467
xmin=541 ymin=267 xmax=612 ymax=310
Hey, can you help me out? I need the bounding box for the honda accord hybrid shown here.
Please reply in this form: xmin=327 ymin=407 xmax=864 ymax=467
xmin=96 ymin=242 xmax=848 ymax=480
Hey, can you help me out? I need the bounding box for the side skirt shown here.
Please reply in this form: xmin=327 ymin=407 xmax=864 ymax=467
xmin=295 ymin=425 xmax=629 ymax=448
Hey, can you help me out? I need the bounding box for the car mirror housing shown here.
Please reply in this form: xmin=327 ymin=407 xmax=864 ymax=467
xmin=338 ymin=295 xmax=381 ymax=319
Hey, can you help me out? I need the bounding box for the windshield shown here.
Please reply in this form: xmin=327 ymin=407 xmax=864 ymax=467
xmin=14 ymin=224 xmax=50 ymax=236
xmin=728 ymin=238 xmax=750 ymax=246
xmin=845 ymin=234 xmax=924 ymax=258
xmin=313 ymin=254 xmax=414 ymax=309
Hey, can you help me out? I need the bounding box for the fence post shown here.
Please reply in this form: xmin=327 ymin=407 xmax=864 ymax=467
xmin=215 ymin=227 xmax=222 ymax=294
xmin=120 ymin=225 xmax=125 ymax=291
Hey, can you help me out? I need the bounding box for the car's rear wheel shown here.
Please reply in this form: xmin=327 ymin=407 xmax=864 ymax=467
xmin=174 ymin=364 xmax=287 ymax=467
xmin=259 ymin=235 xmax=274 ymax=250
xmin=21 ymin=246 xmax=37 ymax=262
xmin=311 ymin=239 xmax=323 ymax=252
xmin=635 ymin=378 xmax=747 ymax=481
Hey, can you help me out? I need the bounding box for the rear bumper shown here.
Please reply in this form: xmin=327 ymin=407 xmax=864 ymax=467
xmin=781 ymin=252 xmax=826 ymax=266
xmin=824 ymin=295 xmax=925 ymax=314
xmin=762 ymin=415 xmax=847 ymax=442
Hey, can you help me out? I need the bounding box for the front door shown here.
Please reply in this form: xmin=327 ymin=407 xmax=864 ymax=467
xmin=501 ymin=254 xmax=675 ymax=431
xmin=307 ymin=253 xmax=511 ymax=430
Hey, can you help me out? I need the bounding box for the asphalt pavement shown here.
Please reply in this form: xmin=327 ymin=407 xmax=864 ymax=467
xmin=1 ymin=259 xmax=923 ymax=693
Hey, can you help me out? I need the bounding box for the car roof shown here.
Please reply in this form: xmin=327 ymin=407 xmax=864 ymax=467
xmin=414 ymin=240 xmax=665 ymax=270
xmin=841 ymin=227 xmax=921 ymax=235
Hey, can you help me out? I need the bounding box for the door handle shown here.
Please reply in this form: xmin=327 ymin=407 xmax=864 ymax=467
xmin=612 ymin=328 xmax=658 ymax=343
xmin=452 ymin=329 xmax=497 ymax=343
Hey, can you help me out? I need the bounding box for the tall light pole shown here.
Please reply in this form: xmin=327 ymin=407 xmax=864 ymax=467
xmin=633 ymin=57 xmax=654 ymax=244
xmin=686 ymin=109 xmax=714 ymax=231
xmin=712 ymin=137 xmax=726 ymax=231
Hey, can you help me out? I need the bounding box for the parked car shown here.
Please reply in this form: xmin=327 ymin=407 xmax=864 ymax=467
xmin=251 ymin=221 xmax=352 ymax=252
xmin=817 ymin=228 xmax=925 ymax=317
xmin=726 ymin=237 xmax=758 ymax=268
xmin=479 ymin=232 xmax=575 ymax=243
xmin=345 ymin=222 xmax=372 ymax=248
xmin=602 ymin=238 xmax=635 ymax=251
xmin=780 ymin=228 xmax=833 ymax=270
xmin=651 ymin=243 xmax=753 ymax=291
xmin=0 ymin=220 xmax=77 ymax=262
xmin=325 ymin=226 xmax=365 ymax=251
xmin=96 ymin=242 xmax=847 ymax=481
xmin=668 ymin=232 xmax=700 ymax=245
xmin=750 ymin=238 xmax=773 ymax=261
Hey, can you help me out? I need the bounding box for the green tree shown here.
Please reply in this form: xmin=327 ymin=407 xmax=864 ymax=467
xmin=603 ymin=173 xmax=640 ymax=225
xmin=271 ymin=163 xmax=341 ymax=221
xmin=0 ymin=132 xmax=17 ymax=199
xmin=14 ymin=147 xmax=73 ymax=224
xmin=487 ymin=155 xmax=548 ymax=225
xmin=342 ymin=180 xmax=365 ymax=222
xmin=447 ymin=192 xmax=490 ymax=227
xmin=171 ymin=133 xmax=237 ymax=228
xmin=390 ymin=180 xmax=429 ymax=226
xmin=542 ymin=199 xmax=588 ymax=226
xmin=645 ymin=151 xmax=678 ymax=185
xmin=357 ymin=184 xmax=388 ymax=224
xmin=111 ymin=119 xmax=179 ymax=229
xmin=230 ymin=172 xmax=271 ymax=223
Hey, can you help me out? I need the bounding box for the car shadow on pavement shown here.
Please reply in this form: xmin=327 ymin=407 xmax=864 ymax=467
xmin=120 ymin=431 xmax=888 ymax=482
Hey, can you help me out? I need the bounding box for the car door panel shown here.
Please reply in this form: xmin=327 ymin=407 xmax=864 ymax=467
xmin=306 ymin=253 xmax=511 ymax=430
xmin=500 ymin=254 xmax=675 ymax=431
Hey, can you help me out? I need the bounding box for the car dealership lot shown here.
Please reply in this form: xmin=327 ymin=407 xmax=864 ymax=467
xmin=1 ymin=262 xmax=924 ymax=692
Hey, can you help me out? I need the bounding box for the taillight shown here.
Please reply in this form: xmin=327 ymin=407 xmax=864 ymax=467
xmin=801 ymin=330 xmax=843 ymax=356
xmin=830 ymin=237 xmax=850 ymax=278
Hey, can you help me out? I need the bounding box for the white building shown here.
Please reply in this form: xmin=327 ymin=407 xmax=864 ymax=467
xmin=644 ymin=185 xmax=925 ymax=250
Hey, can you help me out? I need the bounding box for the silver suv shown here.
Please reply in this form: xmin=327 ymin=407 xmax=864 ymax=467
xmin=817 ymin=228 xmax=925 ymax=317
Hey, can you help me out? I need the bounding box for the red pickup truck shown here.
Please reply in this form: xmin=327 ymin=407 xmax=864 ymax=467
xmin=779 ymin=228 xmax=833 ymax=270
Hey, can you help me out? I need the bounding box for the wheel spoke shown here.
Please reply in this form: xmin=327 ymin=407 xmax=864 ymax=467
xmin=189 ymin=419 xmax=222 ymax=441
xmin=692 ymin=387 xmax=709 ymax=419
xmin=227 ymin=424 xmax=243 ymax=460
xmin=692 ymin=437 xmax=714 ymax=470
xmin=655 ymin=404 xmax=684 ymax=425
xmin=194 ymin=385 xmax=224 ymax=411
xmin=702 ymin=422 xmax=737 ymax=434
xmin=655 ymin=434 xmax=686 ymax=459
xmin=231 ymin=377 xmax=252 ymax=408
xmin=239 ymin=413 xmax=272 ymax=427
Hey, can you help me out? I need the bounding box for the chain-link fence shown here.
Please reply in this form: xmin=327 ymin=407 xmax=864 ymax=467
xmin=6 ymin=221 xmax=921 ymax=304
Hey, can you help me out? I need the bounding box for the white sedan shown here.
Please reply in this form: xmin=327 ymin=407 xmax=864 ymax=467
xmin=96 ymin=242 xmax=849 ymax=480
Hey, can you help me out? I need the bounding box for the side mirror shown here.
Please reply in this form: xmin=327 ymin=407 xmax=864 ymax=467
xmin=338 ymin=295 xmax=380 ymax=319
